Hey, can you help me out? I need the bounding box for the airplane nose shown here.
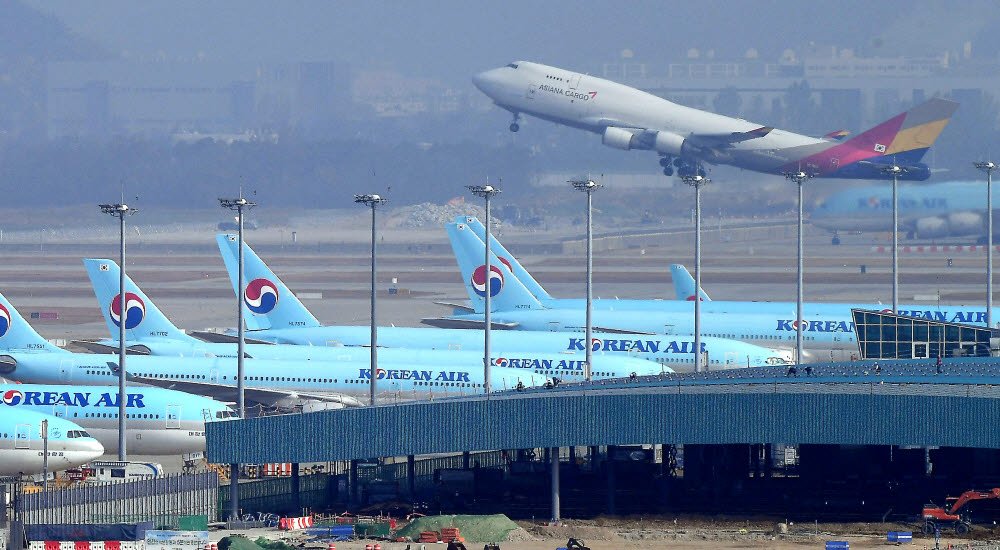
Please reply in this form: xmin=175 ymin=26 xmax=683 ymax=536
xmin=472 ymin=69 xmax=501 ymax=95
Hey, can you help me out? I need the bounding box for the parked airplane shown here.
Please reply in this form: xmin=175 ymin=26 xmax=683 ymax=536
xmin=80 ymin=259 xmax=660 ymax=379
xmin=214 ymin=235 xmax=785 ymax=369
xmin=473 ymin=61 xmax=957 ymax=180
xmin=1 ymin=383 xmax=233 ymax=455
xmin=0 ymin=290 xmax=576 ymax=406
xmin=812 ymin=181 xmax=999 ymax=243
xmin=0 ymin=409 xmax=104 ymax=476
xmin=455 ymin=215 xmax=987 ymax=326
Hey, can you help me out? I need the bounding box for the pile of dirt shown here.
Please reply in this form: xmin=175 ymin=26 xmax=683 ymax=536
xmin=397 ymin=514 xmax=521 ymax=542
xmin=387 ymin=203 xmax=490 ymax=228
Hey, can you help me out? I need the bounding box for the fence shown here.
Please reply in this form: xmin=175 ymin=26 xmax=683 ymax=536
xmin=218 ymin=473 xmax=330 ymax=518
xmin=15 ymin=473 xmax=218 ymax=526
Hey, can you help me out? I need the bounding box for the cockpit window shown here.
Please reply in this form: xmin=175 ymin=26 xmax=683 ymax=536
xmin=505 ymin=63 xmax=519 ymax=69
xmin=215 ymin=410 xmax=236 ymax=419
xmin=67 ymin=430 xmax=91 ymax=439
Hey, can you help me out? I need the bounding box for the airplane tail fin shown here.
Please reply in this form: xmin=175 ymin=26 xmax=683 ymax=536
xmin=83 ymin=259 xmax=193 ymax=343
xmin=845 ymin=98 xmax=959 ymax=165
xmin=446 ymin=221 xmax=545 ymax=312
xmin=216 ymin=234 xmax=322 ymax=330
xmin=0 ymin=291 xmax=64 ymax=352
xmin=457 ymin=216 xmax=553 ymax=301
xmin=669 ymin=264 xmax=711 ymax=301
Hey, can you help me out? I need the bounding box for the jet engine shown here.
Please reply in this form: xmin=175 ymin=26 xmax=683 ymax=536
xmin=915 ymin=217 xmax=947 ymax=239
xmin=947 ymin=212 xmax=984 ymax=236
xmin=602 ymin=127 xmax=639 ymax=150
xmin=651 ymin=131 xmax=686 ymax=156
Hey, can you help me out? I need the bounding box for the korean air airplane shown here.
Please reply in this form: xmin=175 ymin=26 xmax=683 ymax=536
xmin=812 ymin=180 xmax=999 ymax=243
xmin=0 ymin=290 xmax=583 ymax=406
xmin=458 ymin=216 xmax=985 ymax=322
xmin=1 ymin=383 xmax=233 ymax=455
xmin=0 ymin=409 xmax=104 ymax=475
xmin=80 ymin=259 xmax=660 ymax=379
xmin=473 ymin=61 xmax=957 ymax=180
xmin=214 ymin=235 xmax=787 ymax=369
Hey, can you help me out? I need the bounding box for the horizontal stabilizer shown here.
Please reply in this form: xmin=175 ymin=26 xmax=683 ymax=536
xmin=420 ymin=317 xmax=519 ymax=330
xmin=70 ymin=340 xmax=152 ymax=355
xmin=188 ymin=331 xmax=275 ymax=345
xmin=433 ymin=301 xmax=476 ymax=313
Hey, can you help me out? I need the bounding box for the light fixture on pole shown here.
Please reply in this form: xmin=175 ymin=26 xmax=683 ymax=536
xmin=976 ymin=161 xmax=996 ymax=328
xmin=681 ymin=174 xmax=710 ymax=372
xmin=570 ymin=178 xmax=602 ymax=381
xmin=218 ymin=195 xmax=255 ymax=522
xmin=880 ymin=164 xmax=905 ymax=314
xmin=467 ymin=183 xmax=502 ymax=393
xmin=99 ymin=201 xmax=137 ymax=461
xmin=355 ymin=193 xmax=388 ymax=406
xmin=784 ymin=170 xmax=813 ymax=365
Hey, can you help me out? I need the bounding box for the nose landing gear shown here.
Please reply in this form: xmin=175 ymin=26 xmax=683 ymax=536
xmin=509 ymin=113 xmax=521 ymax=133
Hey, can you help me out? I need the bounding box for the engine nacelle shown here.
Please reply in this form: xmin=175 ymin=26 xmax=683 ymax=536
xmin=602 ymin=127 xmax=639 ymax=150
xmin=947 ymin=212 xmax=984 ymax=236
xmin=652 ymin=131 xmax=686 ymax=156
xmin=915 ymin=217 xmax=948 ymax=239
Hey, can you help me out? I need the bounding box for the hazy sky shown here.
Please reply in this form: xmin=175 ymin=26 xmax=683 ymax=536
xmin=22 ymin=1 xmax=994 ymax=86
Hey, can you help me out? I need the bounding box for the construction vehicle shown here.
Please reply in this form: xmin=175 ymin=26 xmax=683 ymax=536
xmin=922 ymin=487 xmax=1000 ymax=534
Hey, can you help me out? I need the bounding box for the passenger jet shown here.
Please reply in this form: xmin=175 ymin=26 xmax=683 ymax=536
xmin=473 ymin=61 xmax=957 ymax=180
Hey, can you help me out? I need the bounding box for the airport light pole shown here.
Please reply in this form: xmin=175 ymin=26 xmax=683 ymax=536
xmin=99 ymin=202 xmax=136 ymax=461
xmin=355 ymin=194 xmax=388 ymax=406
xmin=40 ymin=419 xmax=48 ymax=493
xmin=468 ymin=184 xmax=501 ymax=393
xmin=570 ymin=178 xmax=602 ymax=380
xmin=976 ymin=161 xmax=996 ymax=328
xmin=219 ymin=195 xmax=255 ymax=523
xmin=784 ymin=170 xmax=813 ymax=365
xmin=881 ymin=164 xmax=905 ymax=314
xmin=681 ymin=175 xmax=710 ymax=372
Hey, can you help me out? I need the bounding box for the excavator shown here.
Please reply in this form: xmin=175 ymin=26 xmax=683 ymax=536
xmin=922 ymin=488 xmax=1000 ymax=534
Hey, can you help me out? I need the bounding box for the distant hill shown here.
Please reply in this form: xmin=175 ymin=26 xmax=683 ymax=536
xmin=0 ymin=1 xmax=105 ymax=61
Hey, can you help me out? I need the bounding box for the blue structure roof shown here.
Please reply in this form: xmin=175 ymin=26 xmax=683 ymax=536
xmin=206 ymin=358 xmax=1000 ymax=464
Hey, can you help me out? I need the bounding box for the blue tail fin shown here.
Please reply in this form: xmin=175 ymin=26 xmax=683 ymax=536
xmin=83 ymin=259 xmax=197 ymax=343
xmin=0 ymin=291 xmax=65 ymax=352
xmin=670 ymin=264 xmax=711 ymax=301
xmin=216 ymin=234 xmax=322 ymax=330
xmin=457 ymin=216 xmax=552 ymax=300
xmin=446 ymin=221 xmax=545 ymax=313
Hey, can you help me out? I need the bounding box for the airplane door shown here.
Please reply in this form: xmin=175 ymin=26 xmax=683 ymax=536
xmin=724 ymin=351 xmax=737 ymax=366
xmin=165 ymin=405 xmax=181 ymax=429
xmin=51 ymin=404 xmax=68 ymax=419
xmin=547 ymin=321 xmax=561 ymax=332
xmin=325 ymin=340 xmax=342 ymax=347
xmin=15 ymin=424 xmax=30 ymax=449
xmin=526 ymin=84 xmax=537 ymax=100
xmin=567 ymin=74 xmax=582 ymax=89
xmin=59 ymin=360 xmax=73 ymax=381
xmin=209 ymin=369 xmax=219 ymax=383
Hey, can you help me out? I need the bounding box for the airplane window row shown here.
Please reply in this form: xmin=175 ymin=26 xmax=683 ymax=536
xmin=77 ymin=412 xmax=161 ymax=419
xmin=505 ymin=63 xmax=518 ymax=69
xmin=413 ymin=381 xmax=480 ymax=388
xmin=545 ymin=74 xmax=564 ymax=82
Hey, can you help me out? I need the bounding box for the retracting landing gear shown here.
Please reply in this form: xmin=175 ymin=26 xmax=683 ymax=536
xmin=509 ymin=113 xmax=521 ymax=133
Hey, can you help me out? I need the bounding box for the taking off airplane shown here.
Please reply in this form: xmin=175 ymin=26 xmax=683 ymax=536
xmin=473 ymin=61 xmax=957 ymax=180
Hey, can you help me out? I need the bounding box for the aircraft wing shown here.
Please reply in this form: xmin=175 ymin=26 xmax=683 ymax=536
xmin=71 ymin=340 xmax=153 ymax=355
xmin=591 ymin=326 xmax=657 ymax=335
xmin=687 ymin=126 xmax=773 ymax=147
xmin=124 ymin=372 xmax=364 ymax=408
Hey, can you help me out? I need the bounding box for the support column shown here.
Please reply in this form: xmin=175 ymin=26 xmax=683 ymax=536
xmin=349 ymin=459 xmax=359 ymax=506
xmin=291 ymin=463 xmax=301 ymax=514
xmin=550 ymin=447 xmax=560 ymax=524
xmin=407 ymin=455 xmax=416 ymax=496
xmin=606 ymin=445 xmax=616 ymax=515
xmin=568 ymin=446 xmax=576 ymax=468
xmin=763 ymin=444 xmax=773 ymax=478
xmin=463 ymin=451 xmax=471 ymax=470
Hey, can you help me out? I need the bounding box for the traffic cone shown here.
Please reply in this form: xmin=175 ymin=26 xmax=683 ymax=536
xmin=366 ymin=545 xmax=373 ymax=550
xmin=327 ymin=544 xmax=336 ymax=550
xmin=374 ymin=545 xmax=382 ymax=550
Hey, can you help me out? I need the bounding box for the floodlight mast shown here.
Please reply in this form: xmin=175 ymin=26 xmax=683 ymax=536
xmin=468 ymin=184 xmax=501 ymax=393
xmin=880 ymin=164 xmax=906 ymax=314
xmin=218 ymin=195 xmax=255 ymax=523
xmin=681 ymin=175 xmax=710 ymax=372
xmin=354 ymin=194 xmax=388 ymax=406
xmin=976 ymin=161 xmax=997 ymax=328
xmin=570 ymin=178 xmax=602 ymax=381
xmin=99 ymin=202 xmax=136 ymax=462
xmin=784 ymin=170 xmax=813 ymax=366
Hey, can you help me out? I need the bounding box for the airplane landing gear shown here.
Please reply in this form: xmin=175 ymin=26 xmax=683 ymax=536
xmin=832 ymin=234 xmax=841 ymax=245
xmin=509 ymin=113 xmax=521 ymax=133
